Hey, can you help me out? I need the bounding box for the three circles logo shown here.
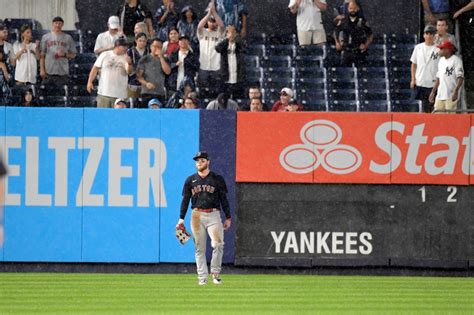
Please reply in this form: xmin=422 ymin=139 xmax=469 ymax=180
xmin=279 ymin=120 xmax=362 ymax=175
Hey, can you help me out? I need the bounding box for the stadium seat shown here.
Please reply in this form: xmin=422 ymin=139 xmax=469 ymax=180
xmin=387 ymin=55 xmax=411 ymax=68
xmin=294 ymin=56 xmax=324 ymax=68
xmin=390 ymin=89 xmax=412 ymax=101
xmin=358 ymin=67 xmax=387 ymax=79
xmin=327 ymin=67 xmax=356 ymax=89
xmin=262 ymin=77 xmax=294 ymax=94
xmin=37 ymin=84 xmax=67 ymax=97
xmin=75 ymin=53 xmax=96 ymax=64
xmin=359 ymin=89 xmax=389 ymax=101
xmin=63 ymin=30 xmax=82 ymax=43
xmin=247 ymin=33 xmax=267 ymax=45
xmin=266 ymin=33 xmax=296 ymax=45
xmin=3 ymin=18 xmax=41 ymax=30
xmin=244 ymin=55 xmax=260 ymax=68
xmin=68 ymin=85 xmax=91 ymax=96
xmin=301 ymin=99 xmax=327 ymax=112
xmin=296 ymin=44 xmax=325 ymax=58
xmin=328 ymin=100 xmax=358 ymax=112
xmin=358 ymin=77 xmax=388 ymax=90
xmin=390 ymin=99 xmax=422 ymax=112
xmin=82 ymin=30 xmax=98 ymax=53
xmin=68 ymin=95 xmax=96 ymax=107
xmin=260 ymin=55 xmax=292 ymax=68
xmin=359 ymin=100 xmax=389 ymax=112
xmin=247 ymin=44 xmax=266 ymax=57
xmin=327 ymin=88 xmax=357 ymax=101
xmin=70 ymin=62 xmax=93 ymax=75
xmin=386 ymin=33 xmax=418 ymax=45
xmin=70 ymin=73 xmax=90 ymax=86
xmin=266 ymin=44 xmax=296 ymax=58
xmin=38 ymin=95 xmax=67 ymax=107
xmin=296 ymin=78 xmax=325 ymax=91
xmin=365 ymin=54 xmax=386 ymax=67
xmin=263 ymin=67 xmax=295 ymax=80
xmin=295 ymin=66 xmax=326 ymax=80
xmin=245 ymin=67 xmax=263 ymax=85
xmin=371 ymin=34 xmax=386 ymax=45
xmin=32 ymin=29 xmax=50 ymax=40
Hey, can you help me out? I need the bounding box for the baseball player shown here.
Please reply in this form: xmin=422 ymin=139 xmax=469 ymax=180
xmin=177 ymin=151 xmax=232 ymax=285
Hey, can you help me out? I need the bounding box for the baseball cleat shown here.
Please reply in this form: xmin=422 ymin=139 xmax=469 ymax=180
xmin=198 ymin=278 xmax=208 ymax=286
xmin=212 ymin=274 xmax=222 ymax=285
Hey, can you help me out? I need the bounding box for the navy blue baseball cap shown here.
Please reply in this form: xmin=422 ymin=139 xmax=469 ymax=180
xmin=193 ymin=151 xmax=209 ymax=160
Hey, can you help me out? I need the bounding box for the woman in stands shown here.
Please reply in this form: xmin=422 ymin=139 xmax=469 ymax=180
xmin=0 ymin=50 xmax=13 ymax=105
xmin=127 ymin=32 xmax=149 ymax=100
xmin=13 ymin=25 xmax=40 ymax=85
xmin=177 ymin=6 xmax=199 ymax=51
xmin=162 ymin=27 xmax=180 ymax=57
xmin=17 ymin=87 xmax=38 ymax=107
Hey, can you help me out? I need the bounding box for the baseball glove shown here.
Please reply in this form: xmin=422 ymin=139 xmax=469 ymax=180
xmin=175 ymin=223 xmax=191 ymax=245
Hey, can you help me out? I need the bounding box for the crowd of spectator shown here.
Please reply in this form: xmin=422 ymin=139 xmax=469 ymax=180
xmin=0 ymin=0 xmax=468 ymax=113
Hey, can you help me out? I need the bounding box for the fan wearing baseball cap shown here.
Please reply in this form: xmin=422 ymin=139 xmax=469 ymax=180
xmin=429 ymin=39 xmax=464 ymax=113
xmin=94 ymin=16 xmax=124 ymax=56
xmin=271 ymin=87 xmax=303 ymax=112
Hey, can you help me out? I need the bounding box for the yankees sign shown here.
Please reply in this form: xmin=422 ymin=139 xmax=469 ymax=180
xmin=236 ymin=112 xmax=474 ymax=185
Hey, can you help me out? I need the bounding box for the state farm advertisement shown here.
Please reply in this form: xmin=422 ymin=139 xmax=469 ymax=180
xmin=236 ymin=112 xmax=474 ymax=185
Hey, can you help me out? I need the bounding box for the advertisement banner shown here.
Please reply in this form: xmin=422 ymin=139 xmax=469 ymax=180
xmin=0 ymin=108 xmax=199 ymax=263
xmin=235 ymin=183 xmax=474 ymax=267
xmin=236 ymin=113 xmax=473 ymax=185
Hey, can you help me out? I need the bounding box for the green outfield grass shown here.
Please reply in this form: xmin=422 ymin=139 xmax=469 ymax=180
xmin=0 ymin=273 xmax=473 ymax=314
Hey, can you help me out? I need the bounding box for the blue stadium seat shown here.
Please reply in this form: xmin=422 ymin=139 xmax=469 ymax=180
xmin=358 ymin=67 xmax=387 ymax=79
xmin=267 ymin=33 xmax=296 ymax=45
xmin=301 ymin=99 xmax=327 ymax=112
xmin=390 ymin=99 xmax=422 ymax=112
xmin=358 ymin=77 xmax=388 ymax=90
xmin=3 ymin=18 xmax=41 ymax=30
xmin=39 ymin=95 xmax=67 ymax=107
xmin=266 ymin=44 xmax=296 ymax=58
xmin=70 ymin=62 xmax=93 ymax=75
xmin=75 ymin=53 xmax=96 ymax=64
xmin=386 ymin=33 xmax=418 ymax=45
xmin=328 ymin=100 xmax=358 ymax=112
xmin=244 ymin=55 xmax=260 ymax=68
xmin=390 ymin=89 xmax=412 ymax=101
xmin=296 ymin=78 xmax=325 ymax=91
xmin=68 ymin=85 xmax=91 ymax=96
xmin=371 ymin=34 xmax=386 ymax=45
xmin=366 ymin=54 xmax=386 ymax=67
xmin=247 ymin=44 xmax=266 ymax=57
xmin=296 ymin=44 xmax=325 ymax=58
xmin=388 ymin=55 xmax=411 ymax=68
xmin=327 ymin=88 xmax=357 ymax=101
xmin=295 ymin=66 xmax=326 ymax=79
xmin=262 ymin=77 xmax=294 ymax=94
xmin=82 ymin=30 xmax=98 ymax=53
xmin=388 ymin=67 xmax=410 ymax=89
xmin=359 ymin=100 xmax=389 ymax=112
xmin=68 ymin=95 xmax=97 ymax=108
xmin=260 ymin=55 xmax=292 ymax=68
xmin=70 ymin=73 xmax=90 ymax=85
xmin=37 ymin=84 xmax=67 ymax=97
xmin=294 ymin=55 xmax=324 ymax=68
xmin=247 ymin=33 xmax=267 ymax=45
xmin=327 ymin=67 xmax=356 ymax=89
xmin=263 ymin=67 xmax=295 ymax=80
xmin=359 ymin=89 xmax=389 ymax=101
xmin=245 ymin=67 xmax=263 ymax=85
xmin=64 ymin=30 xmax=82 ymax=43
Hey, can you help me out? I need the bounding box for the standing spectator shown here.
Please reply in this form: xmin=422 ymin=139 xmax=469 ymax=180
xmin=288 ymin=0 xmax=327 ymax=46
xmin=0 ymin=49 xmax=13 ymax=105
xmin=334 ymin=0 xmax=373 ymax=67
xmin=117 ymin=0 xmax=154 ymax=42
xmin=197 ymin=4 xmax=225 ymax=98
xmin=136 ymin=38 xmax=171 ymax=106
xmin=421 ymin=0 xmax=452 ymax=30
xmin=410 ymin=25 xmax=439 ymax=113
xmin=167 ymin=35 xmax=199 ymax=95
xmin=134 ymin=22 xmax=148 ymax=37
xmin=40 ymin=17 xmax=77 ymax=86
xmin=453 ymin=0 xmax=474 ymax=19
xmin=334 ymin=0 xmax=364 ymax=23
xmin=16 ymin=87 xmax=38 ymax=107
xmin=215 ymin=25 xmax=246 ymax=99
xmin=177 ymin=6 xmax=200 ymax=51
xmin=155 ymin=0 xmax=179 ymax=42
xmin=434 ymin=19 xmax=458 ymax=48
xmin=94 ymin=16 xmax=123 ymax=56
xmin=206 ymin=92 xmax=239 ymax=110
xmin=0 ymin=23 xmax=15 ymax=67
xmin=127 ymin=32 xmax=149 ymax=100
xmin=13 ymin=25 xmax=40 ymax=85
xmin=249 ymin=97 xmax=265 ymax=112
xmin=429 ymin=40 xmax=464 ymax=112
xmin=166 ymin=76 xmax=195 ymax=108
xmin=87 ymin=38 xmax=132 ymax=108
xmin=163 ymin=27 xmax=180 ymax=57
xmin=215 ymin=0 xmax=248 ymax=38
xmin=271 ymin=87 xmax=294 ymax=112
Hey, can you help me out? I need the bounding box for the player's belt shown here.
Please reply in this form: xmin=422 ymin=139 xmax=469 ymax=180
xmin=193 ymin=208 xmax=218 ymax=213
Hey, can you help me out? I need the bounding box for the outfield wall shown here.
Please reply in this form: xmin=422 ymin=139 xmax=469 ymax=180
xmin=1 ymin=109 xmax=473 ymax=268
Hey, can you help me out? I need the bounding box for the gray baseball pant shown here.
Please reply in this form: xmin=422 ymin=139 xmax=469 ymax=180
xmin=191 ymin=209 xmax=224 ymax=281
